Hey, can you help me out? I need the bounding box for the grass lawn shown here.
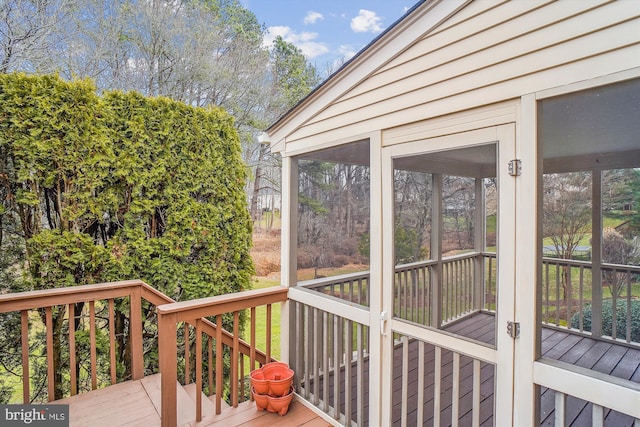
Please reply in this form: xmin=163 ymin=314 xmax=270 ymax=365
xmin=248 ymin=277 xmax=281 ymax=363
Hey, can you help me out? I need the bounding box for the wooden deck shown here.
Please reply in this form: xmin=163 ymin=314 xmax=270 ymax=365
xmin=55 ymin=313 xmax=639 ymax=426
xmin=390 ymin=312 xmax=640 ymax=426
xmin=57 ymin=373 xmax=330 ymax=427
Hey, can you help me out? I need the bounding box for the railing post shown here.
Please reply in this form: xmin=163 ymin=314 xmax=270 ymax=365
xmin=130 ymin=286 xmax=144 ymax=380
xmin=432 ymin=173 xmax=443 ymax=328
xmin=474 ymin=178 xmax=486 ymax=312
xmin=591 ymin=171 xmax=603 ymax=338
xmin=158 ymin=311 xmax=178 ymax=427
xmin=474 ymin=254 xmax=485 ymax=311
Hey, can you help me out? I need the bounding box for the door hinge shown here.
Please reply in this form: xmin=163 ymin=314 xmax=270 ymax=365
xmin=508 ymin=159 xmax=522 ymax=176
xmin=507 ymin=321 xmax=520 ymax=339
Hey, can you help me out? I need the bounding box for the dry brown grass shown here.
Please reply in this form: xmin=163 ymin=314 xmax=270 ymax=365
xmin=251 ymin=229 xmax=281 ymax=278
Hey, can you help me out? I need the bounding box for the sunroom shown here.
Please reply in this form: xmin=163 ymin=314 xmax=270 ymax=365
xmin=266 ymin=0 xmax=640 ymax=425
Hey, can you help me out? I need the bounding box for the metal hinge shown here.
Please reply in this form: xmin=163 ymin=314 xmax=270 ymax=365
xmin=507 ymin=321 xmax=520 ymax=339
xmin=508 ymin=159 xmax=522 ymax=176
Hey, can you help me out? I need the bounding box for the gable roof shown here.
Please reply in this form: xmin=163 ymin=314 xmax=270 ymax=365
xmin=265 ymin=0 xmax=470 ymax=151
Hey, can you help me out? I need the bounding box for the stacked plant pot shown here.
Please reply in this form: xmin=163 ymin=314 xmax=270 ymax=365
xmin=250 ymin=362 xmax=295 ymax=416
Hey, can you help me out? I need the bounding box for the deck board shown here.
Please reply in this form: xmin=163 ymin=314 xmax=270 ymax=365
xmin=189 ymin=400 xmax=329 ymax=427
xmin=388 ymin=313 xmax=638 ymax=426
xmin=58 ymin=375 xmax=326 ymax=427
xmin=300 ymin=313 xmax=638 ymax=426
xmin=56 ymin=378 xmax=161 ymax=427
xmin=56 ymin=313 xmax=638 ymax=426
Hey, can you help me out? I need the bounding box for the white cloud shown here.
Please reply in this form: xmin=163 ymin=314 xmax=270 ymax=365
xmin=265 ymin=26 xmax=329 ymax=59
xmin=350 ymin=9 xmax=383 ymax=33
xmin=338 ymin=44 xmax=358 ymax=60
xmin=304 ymin=11 xmax=324 ymax=25
xmin=326 ymin=45 xmax=358 ymax=72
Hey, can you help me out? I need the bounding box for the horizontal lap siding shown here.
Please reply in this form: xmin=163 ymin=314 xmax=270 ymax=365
xmin=284 ymin=0 xmax=640 ymax=149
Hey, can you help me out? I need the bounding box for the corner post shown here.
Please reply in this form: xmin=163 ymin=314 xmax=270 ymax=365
xmin=474 ymin=177 xmax=486 ymax=311
xmin=591 ymin=170 xmax=603 ymax=338
xmin=431 ymin=173 xmax=443 ymax=328
xmin=158 ymin=310 xmax=177 ymax=427
xmin=280 ymin=155 xmax=298 ymax=365
xmin=130 ymin=286 xmax=144 ymax=380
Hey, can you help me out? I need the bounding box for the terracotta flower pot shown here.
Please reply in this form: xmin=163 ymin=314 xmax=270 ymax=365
xmin=250 ymin=362 xmax=294 ymax=397
xmin=249 ymin=369 xmax=269 ymax=395
xmin=266 ymin=386 xmax=295 ymax=416
xmin=251 ymin=387 xmax=269 ymax=411
xmin=251 ymin=362 xmax=296 ymax=415
xmin=262 ymin=362 xmax=294 ymax=396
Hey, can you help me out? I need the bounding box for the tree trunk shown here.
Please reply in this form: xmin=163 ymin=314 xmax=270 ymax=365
xmin=250 ymin=145 xmax=269 ymax=226
xmin=250 ymin=164 xmax=262 ymax=226
xmin=115 ymin=310 xmax=130 ymax=380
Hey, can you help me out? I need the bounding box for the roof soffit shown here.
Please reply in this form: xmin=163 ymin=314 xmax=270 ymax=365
xmin=267 ymin=0 xmax=471 ymax=149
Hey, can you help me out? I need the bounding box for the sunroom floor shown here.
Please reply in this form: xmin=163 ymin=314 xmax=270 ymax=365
xmin=388 ymin=312 xmax=640 ymax=426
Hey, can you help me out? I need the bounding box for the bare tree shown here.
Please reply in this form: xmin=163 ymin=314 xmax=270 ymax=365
xmin=0 ymin=0 xmax=73 ymax=73
xmin=543 ymin=172 xmax=592 ymax=300
xmin=1 ymin=0 xmax=322 ymax=232
xmin=394 ymin=170 xmax=431 ymax=263
xmin=602 ymin=227 xmax=640 ymax=297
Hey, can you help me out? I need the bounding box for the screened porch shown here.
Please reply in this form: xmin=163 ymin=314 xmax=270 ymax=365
xmin=282 ymin=78 xmax=640 ymax=426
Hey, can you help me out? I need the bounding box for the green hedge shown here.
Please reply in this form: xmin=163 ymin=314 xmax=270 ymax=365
xmin=571 ymin=299 xmax=640 ymax=342
xmin=0 ymin=74 xmax=253 ymax=299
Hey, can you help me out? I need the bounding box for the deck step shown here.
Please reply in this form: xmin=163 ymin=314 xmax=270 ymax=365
xmin=182 ymin=383 xmax=229 ymax=416
xmin=140 ymin=374 xmax=197 ymax=426
xmin=208 ymin=394 xmax=231 ymax=411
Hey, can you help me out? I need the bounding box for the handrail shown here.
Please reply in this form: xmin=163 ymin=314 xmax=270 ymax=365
xmin=298 ymin=270 xmax=370 ymax=289
xmin=158 ymin=286 xmax=289 ymax=427
xmin=157 ymin=286 xmax=288 ymax=319
xmin=543 ymin=256 xmax=640 ymax=273
xmin=0 ymin=280 xmax=150 ymax=402
xmin=300 ymin=252 xmax=494 ymax=325
xmin=0 ymin=280 xmax=274 ymax=407
xmin=0 ymin=280 xmax=146 ymax=313
xmin=139 ymin=283 xmax=274 ymax=366
xmin=298 ymin=253 xmax=488 ymax=292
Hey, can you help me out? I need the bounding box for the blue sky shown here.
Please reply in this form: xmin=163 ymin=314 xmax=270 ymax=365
xmin=242 ymin=1 xmax=417 ymax=74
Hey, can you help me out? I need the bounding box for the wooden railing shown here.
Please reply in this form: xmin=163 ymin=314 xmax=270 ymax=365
xmin=541 ymin=258 xmax=640 ymax=345
xmin=288 ymin=286 xmax=370 ymax=426
xmin=157 ymin=286 xmax=288 ymax=427
xmin=0 ymin=280 xmax=275 ymax=409
xmin=300 ymin=272 xmax=370 ymax=306
xmin=0 ymin=280 xmax=158 ymax=403
xmin=302 ymin=252 xmax=497 ymax=327
xmin=534 ymin=358 xmax=640 ymax=425
xmin=392 ymin=332 xmax=496 ymax=426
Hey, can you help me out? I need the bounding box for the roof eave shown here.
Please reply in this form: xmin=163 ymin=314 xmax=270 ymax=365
xmin=266 ymin=0 xmax=471 ymax=152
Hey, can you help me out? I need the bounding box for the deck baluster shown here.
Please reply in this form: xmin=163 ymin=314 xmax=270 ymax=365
xmin=89 ymin=301 xmax=97 ymax=391
xmin=46 ymin=306 xmax=54 ymax=402
xmin=21 ymin=310 xmax=29 ymax=403
xmin=195 ymin=320 xmax=203 ymax=422
xmin=108 ymin=299 xmax=116 ymax=385
xmin=69 ymin=304 xmax=77 ymax=396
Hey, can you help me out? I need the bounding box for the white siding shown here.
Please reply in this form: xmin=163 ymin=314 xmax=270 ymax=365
xmin=276 ymin=0 xmax=640 ymax=152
